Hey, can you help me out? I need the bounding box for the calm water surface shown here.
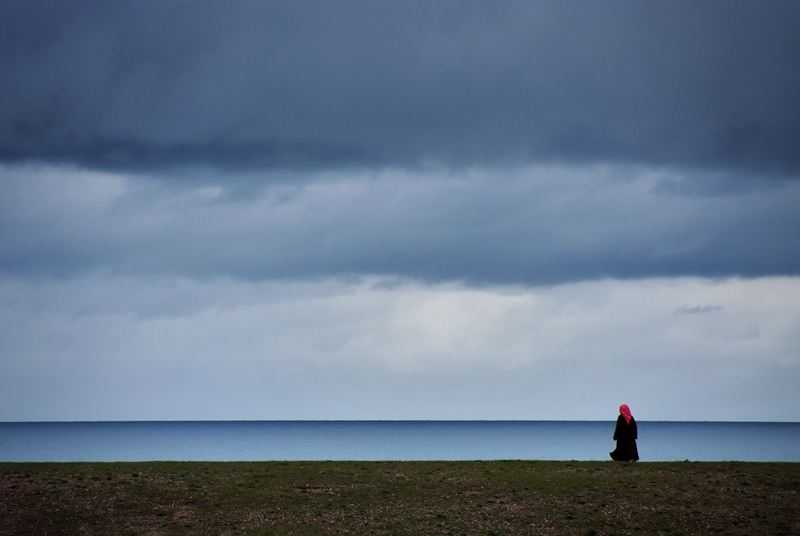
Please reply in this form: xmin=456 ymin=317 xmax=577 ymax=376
xmin=0 ymin=421 xmax=797 ymax=462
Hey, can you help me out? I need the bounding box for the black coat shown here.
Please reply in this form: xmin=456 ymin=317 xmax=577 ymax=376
xmin=610 ymin=415 xmax=639 ymax=461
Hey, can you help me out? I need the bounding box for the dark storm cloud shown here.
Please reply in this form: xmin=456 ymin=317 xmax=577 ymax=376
xmin=3 ymin=166 xmax=800 ymax=285
xmin=2 ymin=0 xmax=799 ymax=175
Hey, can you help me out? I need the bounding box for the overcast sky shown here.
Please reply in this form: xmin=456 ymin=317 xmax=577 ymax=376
xmin=1 ymin=1 xmax=799 ymax=422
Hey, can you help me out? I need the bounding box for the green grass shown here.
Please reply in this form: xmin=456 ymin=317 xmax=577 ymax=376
xmin=1 ymin=461 xmax=798 ymax=535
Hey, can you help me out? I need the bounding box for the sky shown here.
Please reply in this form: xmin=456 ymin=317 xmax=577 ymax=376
xmin=1 ymin=1 xmax=799 ymax=422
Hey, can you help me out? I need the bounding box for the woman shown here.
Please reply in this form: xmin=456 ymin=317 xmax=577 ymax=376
xmin=610 ymin=404 xmax=639 ymax=461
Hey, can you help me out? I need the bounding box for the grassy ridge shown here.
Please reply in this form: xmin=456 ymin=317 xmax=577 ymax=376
xmin=1 ymin=461 xmax=798 ymax=535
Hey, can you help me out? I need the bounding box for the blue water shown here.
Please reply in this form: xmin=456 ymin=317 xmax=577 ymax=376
xmin=0 ymin=421 xmax=797 ymax=462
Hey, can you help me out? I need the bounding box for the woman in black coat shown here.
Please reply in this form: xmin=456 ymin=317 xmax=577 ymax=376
xmin=610 ymin=404 xmax=639 ymax=461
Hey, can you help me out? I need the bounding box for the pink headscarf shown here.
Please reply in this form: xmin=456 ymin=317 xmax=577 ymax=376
xmin=619 ymin=404 xmax=632 ymax=425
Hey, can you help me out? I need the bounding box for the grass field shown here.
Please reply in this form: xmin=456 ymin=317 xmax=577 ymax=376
xmin=1 ymin=461 xmax=798 ymax=535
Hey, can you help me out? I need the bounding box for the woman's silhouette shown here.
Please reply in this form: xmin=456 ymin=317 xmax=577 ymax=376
xmin=610 ymin=404 xmax=639 ymax=461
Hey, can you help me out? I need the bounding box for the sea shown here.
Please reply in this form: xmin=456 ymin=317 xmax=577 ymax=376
xmin=0 ymin=421 xmax=797 ymax=463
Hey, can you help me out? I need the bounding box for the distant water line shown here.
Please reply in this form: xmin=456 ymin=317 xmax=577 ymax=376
xmin=0 ymin=421 xmax=798 ymax=462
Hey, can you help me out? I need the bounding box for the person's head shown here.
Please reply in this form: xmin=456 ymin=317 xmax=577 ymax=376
xmin=619 ymin=404 xmax=632 ymax=423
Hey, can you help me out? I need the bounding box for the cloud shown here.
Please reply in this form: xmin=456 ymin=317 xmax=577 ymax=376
xmin=676 ymin=304 xmax=723 ymax=315
xmin=2 ymin=2 xmax=799 ymax=424
xmin=1 ymin=1 xmax=799 ymax=175
xmin=1 ymin=274 xmax=798 ymax=421
xmin=3 ymin=164 xmax=799 ymax=285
